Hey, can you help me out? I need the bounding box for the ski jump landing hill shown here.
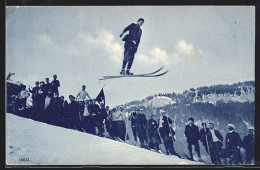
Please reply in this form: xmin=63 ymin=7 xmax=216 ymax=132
xmin=6 ymin=113 xmax=202 ymax=166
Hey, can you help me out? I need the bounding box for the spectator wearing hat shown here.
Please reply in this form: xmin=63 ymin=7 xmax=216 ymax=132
xmin=158 ymin=109 xmax=175 ymax=155
xmin=184 ymin=117 xmax=201 ymax=161
xmin=119 ymin=18 xmax=144 ymax=75
xmin=51 ymin=74 xmax=60 ymax=96
xmin=224 ymin=123 xmax=243 ymax=164
xmin=146 ymin=113 xmax=161 ymax=152
xmin=136 ymin=108 xmax=148 ymax=148
xmin=242 ymin=126 xmax=254 ymax=164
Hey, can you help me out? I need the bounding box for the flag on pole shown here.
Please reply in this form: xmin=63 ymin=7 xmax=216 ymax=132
xmin=96 ymin=88 xmax=105 ymax=106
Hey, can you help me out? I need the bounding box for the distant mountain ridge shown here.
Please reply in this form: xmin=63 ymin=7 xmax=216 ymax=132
xmin=120 ymin=81 xmax=254 ymax=110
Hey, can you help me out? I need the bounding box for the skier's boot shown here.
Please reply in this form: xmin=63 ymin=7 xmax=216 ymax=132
xmin=126 ymin=70 xmax=133 ymax=75
xmin=120 ymin=69 xmax=125 ymax=75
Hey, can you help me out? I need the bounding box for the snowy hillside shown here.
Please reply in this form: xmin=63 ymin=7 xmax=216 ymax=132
xmin=142 ymin=96 xmax=176 ymax=108
xmin=193 ymin=90 xmax=254 ymax=105
xmin=6 ymin=113 xmax=201 ymax=165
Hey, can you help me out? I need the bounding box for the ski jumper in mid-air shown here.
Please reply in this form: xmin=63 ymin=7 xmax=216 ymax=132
xmin=119 ymin=18 xmax=144 ymax=75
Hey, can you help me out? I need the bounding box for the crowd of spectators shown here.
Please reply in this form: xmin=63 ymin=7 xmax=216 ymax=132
xmin=7 ymin=74 xmax=254 ymax=165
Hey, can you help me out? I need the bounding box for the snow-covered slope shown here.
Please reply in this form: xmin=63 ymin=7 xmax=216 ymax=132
xmin=142 ymin=96 xmax=176 ymax=108
xmin=6 ymin=113 xmax=201 ymax=165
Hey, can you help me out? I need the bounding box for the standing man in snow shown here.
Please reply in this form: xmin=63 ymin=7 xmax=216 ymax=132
xmin=146 ymin=113 xmax=160 ymax=152
xmin=129 ymin=107 xmax=138 ymax=142
xmin=51 ymin=74 xmax=60 ymax=96
xmin=200 ymin=122 xmax=210 ymax=154
xmin=76 ymin=85 xmax=91 ymax=119
xmin=184 ymin=117 xmax=201 ymax=161
xmin=136 ymin=109 xmax=148 ymax=148
xmin=28 ymin=81 xmax=40 ymax=109
xmin=207 ymin=123 xmax=224 ymax=165
xmin=111 ymin=106 xmax=126 ymax=141
xmin=242 ymin=126 xmax=254 ymax=164
xmin=119 ymin=18 xmax=144 ymax=75
xmin=158 ymin=109 xmax=175 ymax=155
xmin=44 ymin=78 xmax=52 ymax=97
xmin=224 ymin=123 xmax=243 ymax=164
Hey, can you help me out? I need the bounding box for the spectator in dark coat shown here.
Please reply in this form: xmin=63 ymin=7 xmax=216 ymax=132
xmin=200 ymin=122 xmax=210 ymax=154
xmin=29 ymin=81 xmax=40 ymax=109
xmin=47 ymin=92 xmax=60 ymax=125
xmin=207 ymin=123 xmax=224 ymax=165
xmin=146 ymin=113 xmax=161 ymax=152
xmin=242 ymin=126 xmax=254 ymax=164
xmin=67 ymin=95 xmax=79 ymax=130
xmin=58 ymin=96 xmax=69 ymax=128
xmin=104 ymin=106 xmax=113 ymax=137
xmin=51 ymin=74 xmax=60 ymax=96
xmin=44 ymin=78 xmax=52 ymax=97
xmin=224 ymin=124 xmax=243 ymax=164
xmin=184 ymin=117 xmax=201 ymax=161
xmin=158 ymin=109 xmax=175 ymax=155
xmin=38 ymin=81 xmax=46 ymax=110
xmin=129 ymin=108 xmax=138 ymax=142
xmin=136 ymin=109 xmax=148 ymax=148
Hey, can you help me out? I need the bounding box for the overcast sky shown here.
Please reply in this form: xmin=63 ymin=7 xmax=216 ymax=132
xmin=6 ymin=6 xmax=255 ymax=107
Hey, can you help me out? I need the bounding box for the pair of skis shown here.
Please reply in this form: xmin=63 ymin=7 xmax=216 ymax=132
xmin=99 ymin=67 xmax=168 ymax=80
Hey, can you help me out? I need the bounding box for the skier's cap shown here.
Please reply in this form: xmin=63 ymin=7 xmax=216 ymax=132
xmin=248 ymin=126 xmax=254 ymax=130
xmin=227 ymin=123 xmax=235 ymax=129
xmin=138 ymin=18 xmax=144 ymax=22
xmin=160 ymin=109 xmax=166 ymax=113
xmin=69 ymin=95 xmax=74 ymax=98
xmin=119 ymin=106 xmax=124 ymax=109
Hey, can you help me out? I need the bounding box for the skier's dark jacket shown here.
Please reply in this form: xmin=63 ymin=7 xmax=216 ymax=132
xmin=184 ymin=124 xmax=200 ymax=144
xmin=242 ymin=134 xmax=254 ymax=152
xmin=158 ymin=116 xmax=172 ymax=134
xmin=122 ymin=23 xmax=142 ymax=48
xmin=147 ymin=118 xmax=158 ymax=135
xmin=130 ymin=112 xmax=137 ymax=128
xmin=225 ymin=131 xmax=242 ymax=151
